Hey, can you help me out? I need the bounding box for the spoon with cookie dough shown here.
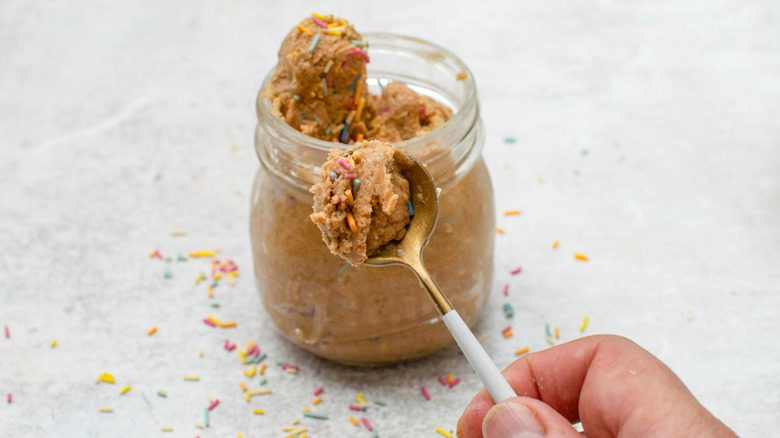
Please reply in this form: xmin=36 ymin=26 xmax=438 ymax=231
xmin=310 ymin=140 xmax=516 ymax=404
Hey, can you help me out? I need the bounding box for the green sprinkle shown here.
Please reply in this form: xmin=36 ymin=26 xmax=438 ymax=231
xmin=293 ymin=94 xmax=300 ymax=101
xmin=581 ymin=148 xmax=589 ymax=156
xmin=157 ymin=390 xmax=167 ymax=398
xmin=210 ymin=281 xmax=218 ymax=288
xmin=177 ymin=254 xmax=187 ymax=262
xmin=203 ymin=408 xmax=210 ymax=427
xmin=303 ymin=411 xmax=329 ymax=420
xmin=325 ymin=123 xmax=333 ymax=136
xmin=503 ymin=303 xmax=514 ymax=319
xmin=154 ymin=172 xmax=161 ymax=181
xmin=372 ymin=429 xmax=379 ymax=438
xmin=210 ymin=303 xmax=220 ymax=308
xmin=545 ymin=323 xmax=552 ymax=338
xmin=259 ymin=378 xmax=267 ymax=386
xmin=504 ymin=136 xmax=516 ymax=144
xmin=349 ymin=39 xmax=365 ymax=47
xmin=374 ymin=400 xmax=387 ymax=406
xmin=308 ymin=33 xmax=320 ymax=52
xmin=352 ymin=179 xmax=361 ymax=194
xmin=163 ymin=269 xmax=172 ymax=279
xmin=165 ymin=257 xmax=172 ymax=263
xmin=313 ymin=113 xmax=323 ymax=125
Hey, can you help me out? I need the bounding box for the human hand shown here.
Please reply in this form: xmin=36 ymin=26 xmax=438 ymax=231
xmin=457 ymin=335 xmax=737 ymax=437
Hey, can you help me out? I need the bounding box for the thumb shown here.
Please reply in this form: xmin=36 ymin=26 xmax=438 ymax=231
xmin=482 ymin=397 xmax=582 ymax=438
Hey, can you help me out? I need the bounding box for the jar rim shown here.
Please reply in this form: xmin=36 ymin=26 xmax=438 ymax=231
xmin=255 ymin=32 xmax=478 ymax=155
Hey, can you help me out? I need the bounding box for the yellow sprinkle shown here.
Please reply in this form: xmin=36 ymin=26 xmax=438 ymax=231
xmin=515 ymin=347 xmax=530 ymax=356
xmin=291 ymin=427 xmax=307 ymax=434
xmin=552 ymin=240 xmax=559 ymax=249
xmin=253 ymin=409 xmax=265 ymax=415
xmin=120 ymin=385 xmax=131 ymax=395
xmin=227 ymin=270 xmax=240 ymax=277
xmin=297 ymin=24 xmax=311 ymax=35
xmin=199 ymin=348 xmax=204 ymax=357
xmin=241 ymin=382 xmax=247 ymax=392
xmin=244 ymin=365 xmax=257 ymax=378
xmin=580 ymin=315 xmax=589 ymax=332
xmin=234 ymin=188 xmax=242 ymax=196
xmin=282 ymin=426 xmax=295 ymax=432
xmin=327 ymin=22 xmax=340 ymax=27
xmin=195 ymin=273 xmax=205 ymax=284
xmin=213 ymin=273 xmax=223 ymax=280
xmin=369 ymin=116 xmax=381 ymax=125
xmin=51 ymin=339 xmax=57 ymax=348
xmin=221 ymin=321 xmax=237 ymax=328
xmin=245 ymin=393 xmax=250 ymax=402
xmin=349 ymin=416 xmax=359 ymax=426
xmin=230 ymin=144 xmax=238 ymax=151
xmin=207 ymin=393 xmax=214 ymax=402
xmin=195 ymin=423 xmax=204 ymax=429
xmin=207 ymin=285 xmax=213 ymax=298
xmin=356 ymin=393 xmax=365 ymax=404
xmin=446 ymin=373 xmax=453 ymax=384
xmin=546 ymin=336 xmax=555 ymax=345
xmin=355 ymin=97 xmax=366 ymax=122
xmin=246 ymin=389 xmax=272 ymax=401
xmin=238 ymin=434 xmax=243 ymax=438
xmin=148 ymin=326 xmax=157 ymax=336
xmin=503 ymin=331 xmax=513 ymax=338
xmin=189 ymin=250 xmax=216 ymax=258
xmin=99 ymin=407 xmax=113 ymax=413
xmin=161 ymin=426 xmax=173 ymax=432
xmin=238 ymin=349 xmax=247 ymax=364
xmin=311 ymin=12 xmax=326 ymax=20
xmin=436 ymin=427 xmax=454 ymax=438
xmin=574 ymin=252 xmax=589 ymax=261
xmin=302 ymin=407 xmax=310 ymax=412
xmin=259 ymin=363 xmax=267 ymax=375
xmin=285 ymin=367 xmax=298 ymax=374
xmin=555 ymin=326 xmax=560 ymax=339
xmin=291 ymin=418 xmax=300 ymax=425
xmin=184 ymin=375 xmax=200 ymax=381
xmin=535 ymin=171 xmax=544 ymax=183
xmin=504 ymin=210 xmax=521 ymax=216
xmin=312 ymin=396 xmax=322 ymax=405
xmin=328 ymin=29 xmax=342 ymax=36
xmin=495 ymin=227 xmax=505 ymax=234
xmin=170 ymin=230 xmax=187 ymax=236
xmin=97 ymin=372 xmax=115 ymax=384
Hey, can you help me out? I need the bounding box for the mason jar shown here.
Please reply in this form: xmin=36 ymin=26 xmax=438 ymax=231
xmin=251 ymin=33 xmax=494 ymax=365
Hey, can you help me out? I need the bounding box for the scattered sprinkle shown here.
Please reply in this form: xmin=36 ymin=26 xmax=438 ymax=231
xmin=449 ymin=378 xmax=461 ymax=388
xmin=329 ymin=171 xmax=337 ymax=180
xmin=203 ymin=408 xmax=210 ymax=427
xmin=552 ymin=240 xmax=559 ymax=249
xmin=546 ymin=336 xmax=556 ymax=346
xmin=346 ymin=212 xmax=357 ymax=232
xmin=170 ymin=230 xmax=187 ymax=237
xmin=338 ymin=157 xmax=352 ymax=170
xmin=189 ymin=250 xmax=216 ymax=258
xmin=501 ymin=326 xmax=512 ymax=335
xmin=340 ymin=122 xmax=349 ymax=142
xmin=163 ymin=268 xmax=172 ymax=279
xmin=503 ymin=284 xmax=509 ymax=296
xmin=311 ymin=16 xmax=327 ymax=29
xmin=349 ymin=404 xmax=363 ymax=411
xmin=356 ymin=392 xmax=365 ymax=404
xmin=361 ymin=417 xmax=373 ymax=431
xmin=203 ymin=318 xmax=217 ymax=328
xmin=184 ymin=375 xmax=200 ymax=381
xmin=510 ymin=266 xmax=522 ymax=275
xmin=297 ymin=24 xmax=311 ymax=35
xmin=437 ymin=426 xmax=454 ymax=437
xmin=495 ymin=227 xmax=504 ymax=234
xmin=97 ymin=372 xmax=115 ymax=384
xmin=349 ymin=39 xmax=365 ymax=47
xmin=504 ymin=136 xmax=516 ymax=144
xmin=374 ymin=400 xmax=387 ymax=407
xmin=408 ymin=199 xmax=414 ymax=217
xmin=555 ymin=326 xmax=560 ymax=339
xmin=312 ymin=396 xmax=322 ymax=405
xmin=253 ymin=409 xmax=265 ymax=415
xmin=120 ymin=385 xmax=131 ymax=395
xmin=503 ymin=303 xmax=515 ymax=319
xmin=323 ymin=59 xmax=334 ymax=74
xmin=545 ymin=323 xmax=552 ymax=338
xmin=160 ymin=426 xmax=173 ymax=432
xmin=3 ymin=326 xmax=9 ymax=338
xmin=503 ymin=331 xmax=514 ymax=338
xmin=504 ymin=210 xmax=521 ymax=216
xmin=347 ymin=48 xmax=370 ymax=63
xmin=515 ymin=347 xmax=530 ymax=356
xmin=421 ymin=386 xmax=431 ymax=401
xmin=7 ymin=394 xmax=12 ymax=404
xmin=157 ymin=390 xmax=167 ymax=398
xmin=580 ymin=316 xmax=589 ymax=332
xmin=208 ymin=399 xmax=220 ymax=411
xmin=574 ymin=252 xmax=589 ymax=261
xmin=349 ymin=416 xmax=359 ymax=426
xmin=313 ymin=386 xmax=324 ymax=396
xmin=303 ymin=411 xmax=329 ymax=420
xmin=51 ymin=339 xmax=57 ymax=348
xmin=308 ymin=34 xmax=321 ymax=52
xmin=321 ymin=78 xmax=328 ymax=97
xmin=99 ymin=407 xmax=113 ymax=413
xmin=343 ymin=172 xmax=358 ymax=179
xmin=148 ymin=326 xmax=157 ymax=336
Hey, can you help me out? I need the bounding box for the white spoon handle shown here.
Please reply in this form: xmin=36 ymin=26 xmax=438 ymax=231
xmin=442 ymin=310 xmax=517 ymax=403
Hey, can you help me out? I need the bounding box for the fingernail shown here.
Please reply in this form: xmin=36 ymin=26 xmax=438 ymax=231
xmin=483 ymin=402 xmax=545 ymax=438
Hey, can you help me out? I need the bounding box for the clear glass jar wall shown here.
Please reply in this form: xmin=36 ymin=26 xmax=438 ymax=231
xmin=251 ymin=34 xmax=494 ymax=365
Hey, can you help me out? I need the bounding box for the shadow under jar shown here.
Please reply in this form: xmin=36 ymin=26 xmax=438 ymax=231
xmin=251 ymin=33 xmax=494 ymax=365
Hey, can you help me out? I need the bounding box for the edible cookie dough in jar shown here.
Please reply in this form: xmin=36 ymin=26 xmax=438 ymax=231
xmin=251 ymin=33 xmax=494 ymax=365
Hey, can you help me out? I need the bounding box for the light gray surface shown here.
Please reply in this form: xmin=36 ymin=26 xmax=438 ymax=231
xmin=1 ymin=1 xmax=778 ymax=436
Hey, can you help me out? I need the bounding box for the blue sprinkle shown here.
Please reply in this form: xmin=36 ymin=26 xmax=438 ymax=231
xmin=203 ymin=408 xmax=210 ymax=427
xmin=408 ymin=199 xmax=414 ymax=217
xmin=329 ymin=171 xmax=337 ymax=180
xmin=349 ymin=74 xmax=361 ymax=93
xmin=503 ymin=303 xmax=514 ymax=318
xmin=340 ymin=123 xmax=349 ymax=143
xmin=308 ymin=33 xmax=320 ymax=52
xmin=504 ymin=136 xmax=516 ymax=144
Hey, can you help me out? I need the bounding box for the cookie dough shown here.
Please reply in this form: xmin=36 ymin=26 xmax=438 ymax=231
xmin=264 ymin=16 xmax=452 ymax=144
xmin=310 ymin=140 xmax=413 ymax=265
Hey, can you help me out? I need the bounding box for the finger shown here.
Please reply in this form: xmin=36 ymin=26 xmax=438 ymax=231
xmin=482 ymin=397 xmax=582 ymax=438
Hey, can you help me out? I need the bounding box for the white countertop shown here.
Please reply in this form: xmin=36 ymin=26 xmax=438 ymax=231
xmin=1 ymin=1 xmax=778 ymax=436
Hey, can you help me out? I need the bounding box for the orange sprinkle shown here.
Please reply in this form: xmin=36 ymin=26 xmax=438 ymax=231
xmin=148 ymin=326 xmax=158 ymax=336
xmin=353 ymin=79 xmax=363 ymax=106
xmin=346 ymin=212 xmax=357 ymax=232
xmin=312 ymin=396 xmax=322 ymax=405
xmin=552 ymin=240 xmax=559 ymax=249
xmin=574 ymin=253 xmax=589 ymax=261
xmin=345 ymin=189 xmax=354 ymax=207
xmin=240 ymin=382 xmax=247 ymax=392
xmin=297 ymin=24 xmax=311 ymax=35
xmin=207 ymin=285 xmax=213 ymax=298
xmin=356 ymin=133 xmax=364 ymax=143
xmin=220 ymin=321 xmax=237 ymax=328
xmin=555 ymin=327 xmax=560 ymax=339
xmin=515 ymin=347 xmax=530 ymax=356
xmin=495 ymin=227 xmax=504 ymax=234
xmin=259 ymin=363 xmax=266 ymax=375
xmin=504 ymin=210 xmax=521 ymax=216
xmin=503 ymin=331 xmax=513 ymax=338
xmin=348 ymin=416 xmax=359 ymax=426
xmin=447 ymin=373 xmax=453 ymax=384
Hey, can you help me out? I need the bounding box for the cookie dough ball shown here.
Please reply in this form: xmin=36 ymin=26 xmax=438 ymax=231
xmin=310 ymin=140 xmax=414 ymax=265
xmin=264 ymin=15 xmax=370 ymax=142
xmin=366 ymin=82 xmax=454 ymax=142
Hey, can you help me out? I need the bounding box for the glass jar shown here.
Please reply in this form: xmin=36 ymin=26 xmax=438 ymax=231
xmin=251 ymin=33 xmax=494 ymax=365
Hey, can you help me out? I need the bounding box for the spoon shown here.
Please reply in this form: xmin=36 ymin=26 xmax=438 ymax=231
xmin=364 ymin=150 xmax=516 ymax=403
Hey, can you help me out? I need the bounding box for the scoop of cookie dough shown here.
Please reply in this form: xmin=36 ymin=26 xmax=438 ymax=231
xmin=264 ymin=15 xmax=370 ymax=141
xmin=366 ymin=81 xmax=454 ymax=142
xmin=310 ymin=140 xmax=414 ymax=265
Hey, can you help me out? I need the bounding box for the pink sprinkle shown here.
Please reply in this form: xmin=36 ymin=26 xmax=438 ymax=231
xmin=361 ymin=417 xmax=373 ymax=431
xmin=203 ymin=318 xmax=216 ymax=327
xmin=421 ymin=386 xmax=431 ymax=401
xmin=7 ymin=393 xmax=12 ymax=404
xmin=501 ymin=326 xmax=512 ymax=334
xmin=246 ymin=345 xmax=260 ymax=357
xmin=438 ymin=376 xmax=447 ymax=386
xmin=224 ymin=341 xmax=236 ymax=352
xmin=208 ymin=399 xmax=220 ymax=411
xmin=281 ymin=364 xmax=299 ymax=371
xmin=346 ymin=48 xmax=370 ymax=63
xmin=324 ymin=74 xmax=331 ymax=87
xmin=418 ymin=104 xmax=426 ymax=119
xmin=313 ymin=386 xmax=324 ymax=396
xmin=312 ymin=17 xmax=327 ymax=28
xmin=449 ymin=378 xmax=461 ymax=388
xmin=376 ymin=106 xmax=391 ymax=116
xmin=511 ymin=266 xmax=522 ymax=275
xmin=4 ymin=326 xmax=8 ymax=338
xmin=338 ymin=158 xmax=352 ymax=170
xmin=349 ymin=404 xmax=363 ymax=411
xmin=503 ymin=284 xmax=509 ymax=296
xmin=343 ymin=172 xmax=357 ymax=179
